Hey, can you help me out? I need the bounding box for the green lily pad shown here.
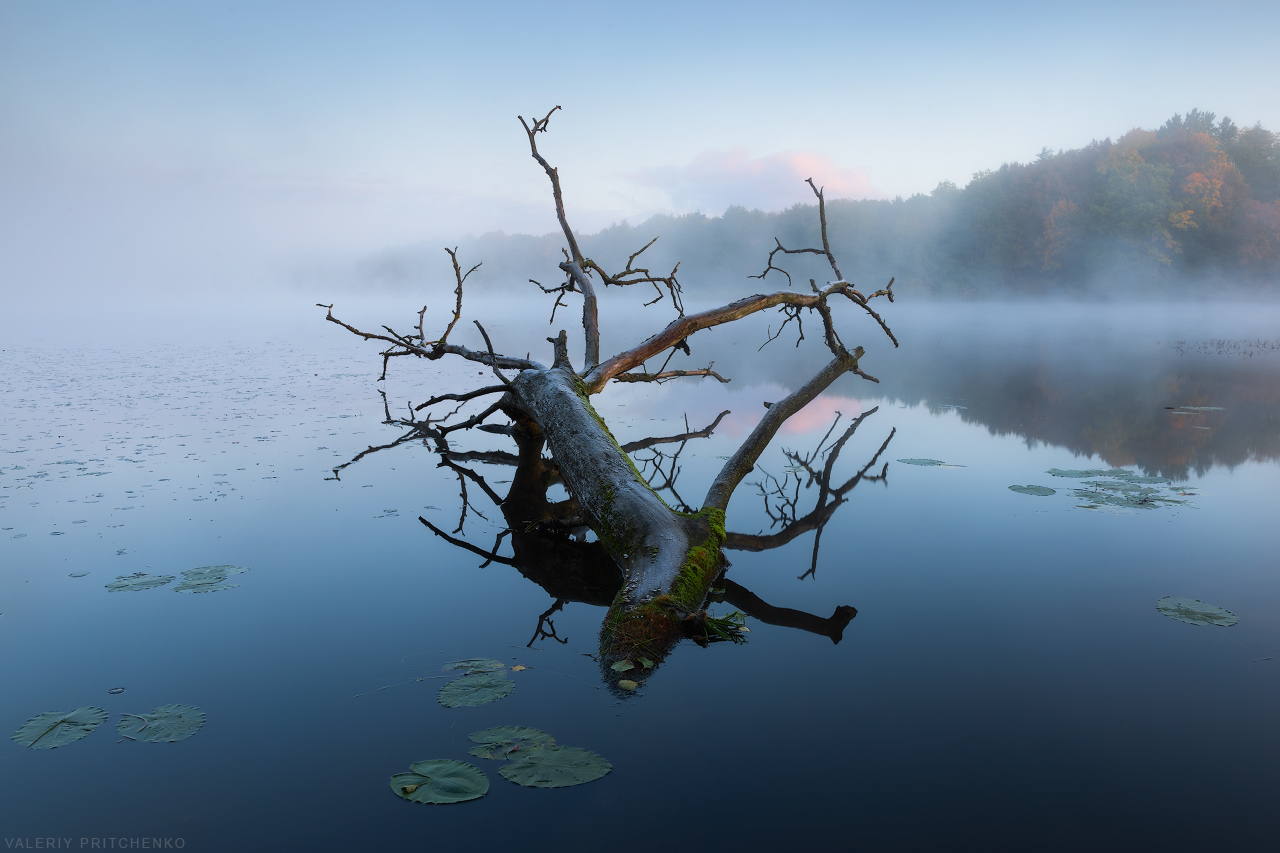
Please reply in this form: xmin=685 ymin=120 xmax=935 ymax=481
xmin=1110 ymin=473 xmax=1171 ymax=484
xmin=498 ymin=745 xmax=612 ymax=788
xmin=13 ymin=707 xmax=108 ymax=749
xmin=390 ymin=759 xmax=489 ymax=804
xmin=1156 ymin=596 xmax=1238 ymax=627
xmin=442 ymin=658 xmax=506 ymax=674
xmin=468 ymin=726 xmax=555 ymax=759
xmin=1046 ymin=468 xmax=1129 ymax=478
xmin=898 ymin=458 xmax=947 ymax=466
xmin=106 ymin=573 xmax=175 ymax=592
xmin=610 ymin=660 xmax=635 ymax=672
xmin=117 ymin=704 xmax=205 ymax=743
xmin=1009 ymin=485 xmax=1055 ymax=496
xmin=438 ymin=673 xmax=515 ymax=708
xmin=172 ymin=565 xmax=248 ymax=593
xmin=1072 ymin=488 xmax=1185 ymax=510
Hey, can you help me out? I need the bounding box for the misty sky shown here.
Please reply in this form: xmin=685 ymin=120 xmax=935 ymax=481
xmin=2 ymin=0 xmax=1278 ymax=295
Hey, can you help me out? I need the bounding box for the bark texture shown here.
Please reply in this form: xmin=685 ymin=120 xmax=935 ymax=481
xmin=511 ymin=366 xmax=701 ymax=605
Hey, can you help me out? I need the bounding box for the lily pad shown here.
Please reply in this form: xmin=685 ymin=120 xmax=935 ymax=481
xmin=1156 ymin=596 xmax=1238 ymax=627
xmin=897 ymin=458 xmax=947 ymax=466
xmin=1009 ymin=485 xmax=1055 ymax=496
xmin=390 ymin=759 xmax=489 ymax=804
xmin=117 ymin=704 xmax=205 ymax=743
xmin=1072 ymin=488 xmax=1185 ymax=510
xmin=1175 ymin=406 xmax=1223 ymax=411
xmin=499 ymin=745 xmax=612 ymax=788
xmin=13 ymin=707 xmax=108 ymax=749
xmin=438 ymin=673 xmax=515 ymax=708
xmin=172 ymin=565 xmax=248 ymax=593
xmin=1046 ymin=468 xmax=1128 ymax=478
xmin=442 ymin=658 xmax=506 ymax=674
xmin=106 ymin=573 xmax=175 ymax=592
xmin=468 ymin=726 xmax=555 ymax=759
xmin=69 ymin=572 xmax=90 ymax=578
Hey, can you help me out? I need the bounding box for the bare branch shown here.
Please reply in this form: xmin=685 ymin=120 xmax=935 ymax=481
xmin=719 ymin=580 xmax=857 ymax=644
xmin=613 ymin=366 xmax=730 ymax=384
xmin=581 ymin=240 xmax=685 ymax=317
xmin=518 ymin=107 xmax=580 ymax=264
xmin=436 ymin=248 xmax=480 ymax=346
xmin=419 ymin=516 xmax=514 ymax=566
xmin=518 ymin=107 xmax=603 ymax=370
xmin=321 ymin=304 xmax=541 ymax=372
xmin=558 ymin=261 xmax=600 ymax=369
xmin=527 ymin=599 xmax=569 ymax=647
xmin=414 ymin=385 xmax=506 ymax=412
xmin=584 ymin=282 xmax=877 ymax=393
xmin=473 ymin=321 xmax=512 ymax=386
xmin=437 ymin=399 xmax=505 ymax=437
xmin=704 ymin=351 xmax=861 ymax=511
xmin=619 ymin=410 xmax=731 ymax=453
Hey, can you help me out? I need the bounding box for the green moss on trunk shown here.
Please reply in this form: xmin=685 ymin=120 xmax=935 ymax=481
xmin=598 ymin=506 xmax=727 ymax=674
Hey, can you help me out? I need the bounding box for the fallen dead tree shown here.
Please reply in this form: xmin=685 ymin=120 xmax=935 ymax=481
xmin=321 ymin=106 xmax=897 ymax=678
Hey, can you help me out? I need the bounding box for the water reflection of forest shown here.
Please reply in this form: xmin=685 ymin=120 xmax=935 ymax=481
xmin=644 ymin=304 xmax=1280 ymax=482
xmin=880 ymin=336 xmax=1280 ymax=480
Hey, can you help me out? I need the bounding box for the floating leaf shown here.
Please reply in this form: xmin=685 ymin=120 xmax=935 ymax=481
xmin=510 ymin=665 xmax=527 ymax=672
xmin=1156 ymin=596 xmax=1238 ymax=627
xmin=898 ymin=458 xmax=946 ymax=466
xmin=106 ymin=573 xmax=175 ymax=592
xmin=499 ymin=745 xmax=612 ymax=788
xmin=69 ymin=572 xmax=89 ymax=578
xmin=390 ymin=759 xmax=488 ymax=804
xmin=1175 ymin=406 xmax=1223 ymax=411
xmin=617 ymin=679 xmax=639 ymax=691
xmin=116 ymin=704 xmax=205 ymax=743
xmin=172 ymin=565 xmax=248 ymax=593
xmin=116 ymin=703 xmax=204 ymax=742
xmin=610 ymin=660 xmax=635 ymax=672
xmin=1046 ymin=468 xmax=1128 ymax=478
xmin=1072 ymin=488 xmax=1185 ymax=510
xmin=638 ymin=658 xmax=654 ymax=669
xmin=1008 ymin=485 xmax=1055 ymax=496
xmin=442 ymin=658 xmax=506 ymax=674
xmin=438 ymin=673 xmax=515 ymax=708
xmin=468 ymin=726 xmax=555 ymax=759
xmin=13 ymin=707 xmax=107 ymax=749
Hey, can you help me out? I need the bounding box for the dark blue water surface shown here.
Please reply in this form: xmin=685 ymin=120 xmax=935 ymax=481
xmin=2 ymin=299 xmax=1278 ymax=851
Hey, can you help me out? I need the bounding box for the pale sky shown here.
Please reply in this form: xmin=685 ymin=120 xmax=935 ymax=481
xmin=2 ymin=0 xmax=1278 ymax=295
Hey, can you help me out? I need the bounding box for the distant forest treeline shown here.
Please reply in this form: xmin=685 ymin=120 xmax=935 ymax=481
xmin=359 ymin=110 xmax=1280 ymax=296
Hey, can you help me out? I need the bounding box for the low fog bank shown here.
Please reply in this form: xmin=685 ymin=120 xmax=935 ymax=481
xmin=347 ymin=110 xmax=1280 ymax=301
xmin=6 ymin=288 xmax=1275 ymax=481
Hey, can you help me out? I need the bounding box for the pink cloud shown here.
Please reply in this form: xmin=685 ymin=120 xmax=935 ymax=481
xmin=632 ymin=148 xmax=884 ymax=214
xmin=715 ymin=392 xmax=865 ymax=439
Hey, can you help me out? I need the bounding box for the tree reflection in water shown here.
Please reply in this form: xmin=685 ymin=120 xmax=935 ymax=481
xmin=331 ymin=398 xmax=893 ymax=687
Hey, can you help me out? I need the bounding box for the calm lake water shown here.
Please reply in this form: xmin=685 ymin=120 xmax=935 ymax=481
xmin=2 ymin=297 xmax=1278 ymax=850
